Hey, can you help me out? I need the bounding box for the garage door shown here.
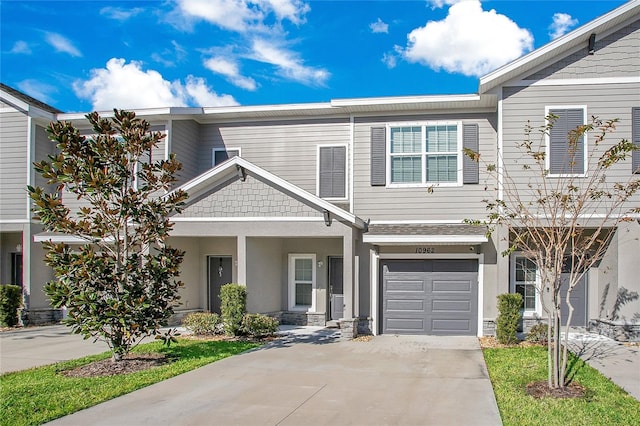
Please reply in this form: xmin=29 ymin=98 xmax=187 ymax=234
xmin=381 ymin=259 xmax=478 ymax=335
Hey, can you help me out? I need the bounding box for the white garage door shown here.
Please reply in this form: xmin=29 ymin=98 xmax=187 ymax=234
xmin=381 ymin=259 xmax=478 ymax=335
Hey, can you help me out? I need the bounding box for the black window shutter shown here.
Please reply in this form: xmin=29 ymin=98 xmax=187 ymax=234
xmin=549 ymin=108 xmax=584 ymax=174
xmin=319 ymin=146 xmax=346 ymax=198
xmin=463 ymin=123 xmax=479 ymax=184
xmin=371 ymin=127 xmax=386 ymax=186
xmin=632 ymin=107 xmax=640 ymax=174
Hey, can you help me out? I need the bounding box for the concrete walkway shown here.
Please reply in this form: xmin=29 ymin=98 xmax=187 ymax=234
xmin=45 ymin=328 xmax=503 ymax=426
xmin=568 ymin=332 xmax=640 ymax=401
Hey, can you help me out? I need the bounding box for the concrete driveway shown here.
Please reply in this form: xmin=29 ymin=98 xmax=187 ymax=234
xmin=46 ymin=328 xmax=502 ymax=426
xmin=0 ymin=325 xmax=111 ymax=373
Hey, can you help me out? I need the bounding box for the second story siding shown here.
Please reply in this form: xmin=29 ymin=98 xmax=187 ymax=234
xmin=198 ymin=117 xmax=351 ymax=196
xmin=0 ymin=102 xmax=28 ymax=220
xmin=353 ymin=112 xmax=497 ymax=222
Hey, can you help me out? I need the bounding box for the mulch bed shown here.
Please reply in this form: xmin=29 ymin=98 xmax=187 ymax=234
xmin=526 ymin=381 xmax=586 ymax=398
xmin=61 ymin=353 xmax=168 ymax=378
xmin=479 ymin=336 xmax=541 ymax=349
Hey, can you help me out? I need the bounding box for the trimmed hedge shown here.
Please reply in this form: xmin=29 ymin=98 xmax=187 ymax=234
xmin=242 ymin=313 xmax=279 ymax=337
xmin=220 ymin=284 xmax=247 ymax=336
xmin=496 ymin=293 xmax=522 ymax=345
xmin=182 ymin=312 xmax=222 ymax=335
xmin=0 ymin=284 xmax=22 ymax=327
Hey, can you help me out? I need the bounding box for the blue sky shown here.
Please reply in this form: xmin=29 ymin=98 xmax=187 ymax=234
xmin=0 ymin=0 xmax=628 ymax=113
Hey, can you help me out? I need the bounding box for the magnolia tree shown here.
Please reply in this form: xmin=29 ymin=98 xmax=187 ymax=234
xmin=466 ymin=115 xmax=639 ymax=389
xmin=28 ymin=110 xmax=188 ymax=361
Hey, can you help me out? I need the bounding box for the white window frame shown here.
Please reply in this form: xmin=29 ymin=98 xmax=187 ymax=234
xmin=316 ymin=143 xmax=348 ymax=201
xmin=386 ymin=121 xmax=463 ymax=188
xmin=544 ymin=105 xmax=588 ymax=177
xmin=212 ymin=147 xmax=241 ymax=167
xmin=510 ymin=253 xmax=543 ymax=317
xmin=288 ymin=254 xmax=316 ymax=312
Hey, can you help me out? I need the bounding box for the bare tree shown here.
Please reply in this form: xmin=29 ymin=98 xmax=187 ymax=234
xmin=466 ymin=116 xmax=639 ymax=389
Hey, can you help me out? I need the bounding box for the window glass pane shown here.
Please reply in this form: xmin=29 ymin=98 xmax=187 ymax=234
xmin=391 ymin=156 xmax=421 ymax=183
xmin=426 ymin=155 xmax=457 ymax=182
xmin=426 ymin=125 xmax=457 ymax=152
xmin=295 ymin=283 xmax=312 ymax=306
xmin=391 ymin=127 xmax=421 ymax=153
xmin=295 ymin=258 xmax=313 ymax=281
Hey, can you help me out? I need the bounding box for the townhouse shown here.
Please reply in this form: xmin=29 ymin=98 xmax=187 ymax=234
xmin=1 ymin=1 xmax=639 ymax=339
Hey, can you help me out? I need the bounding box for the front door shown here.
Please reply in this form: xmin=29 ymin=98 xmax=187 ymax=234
xmin=208 ymin=256 xmax=232 ymax=314
xmin=329 ymin=257 xmax=344 ymax=320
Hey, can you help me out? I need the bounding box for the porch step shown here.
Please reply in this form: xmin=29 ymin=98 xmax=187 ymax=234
xmin=326 ymin=320 xmax=340 ymax=329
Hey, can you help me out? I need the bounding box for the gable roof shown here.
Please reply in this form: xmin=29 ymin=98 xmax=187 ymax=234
xmin=171 ymin=156 xmax=367 ymax=229
xmin=0 ymin=82 xmax=62 ymax=117
xmin=479 ymin=0 xmax=640 ymax=93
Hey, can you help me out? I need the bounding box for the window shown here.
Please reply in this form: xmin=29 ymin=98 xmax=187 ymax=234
xmin=546 ymin=107 xmax=587 ymax=176
xmin=288 ymin=254 xmax=316 ymax=311
xmin=387 ymin=122 xmax=462 ymax=186
xmin=212 ymin=148 xmax=241 ymax=167
xmin=511 ymin=255 xmax=540 ymax=315
xmin=317 ymin=145 xmax=347 ymax=199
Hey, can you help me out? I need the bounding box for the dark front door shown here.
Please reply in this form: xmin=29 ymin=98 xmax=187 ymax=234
xmin=208 ymin=256 xmax=232 ymax=314
xmin=329 ymin=257 xmax=344 ymax=320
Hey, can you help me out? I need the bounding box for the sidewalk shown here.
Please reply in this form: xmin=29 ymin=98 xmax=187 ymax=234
xmin=568 ymin=332 xmax=640 ymax=401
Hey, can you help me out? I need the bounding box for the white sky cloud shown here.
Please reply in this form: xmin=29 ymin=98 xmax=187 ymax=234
xmin=204 ymin=56 xmax=258 ymax=90
xmin=400 ymin=0 xmax=533 ymax=77
xmin=250 ymin=38 xmax=329 ymax=86
xmin=382 ymin=51 xmax=397 ymax=68
xmin=152 ymin=41 xmax=188 ymax=67
xmin=100 ymin=6 xmax=144 ymax=21
xmin=370 ymin=18 xmax=389 ymax=34
xmin=549 ymin=13 xmax=578 ymax=40
xmin=45 ymin=32 xmax=82 ymax=57
xmin=10 ymin=41 xmax=32 ymax=54
xmin=175 ymin=0 xmax=309 ymax=33
xmin=16 ymin=80 xmax=56 ymax=103
xmin=73 ymin=58 xmax=238 ymax=110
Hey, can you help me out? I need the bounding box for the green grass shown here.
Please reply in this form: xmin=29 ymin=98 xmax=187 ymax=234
xmin=483 ymin=345 xmax=640 ymax=426
xmin=0 ymin=339 xmax=261 ymax=426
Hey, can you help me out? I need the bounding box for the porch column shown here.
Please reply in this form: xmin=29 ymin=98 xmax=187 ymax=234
xmin=237 ymin=235 xmax=247 ymax=285
xmin=342 ymin=228 xmax=356 ymax=319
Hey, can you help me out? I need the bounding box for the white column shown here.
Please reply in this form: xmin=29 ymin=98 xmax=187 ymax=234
xmin=237 ymin=235 xmax=247 ymax=285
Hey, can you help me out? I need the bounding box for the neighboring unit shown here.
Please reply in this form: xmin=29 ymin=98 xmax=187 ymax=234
xmin=1 ymin=1 xmax=639 ymax=339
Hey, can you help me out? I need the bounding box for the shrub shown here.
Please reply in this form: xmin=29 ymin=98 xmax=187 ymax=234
xmin=496 ymin=293 xmax=522 ymax=345
xmin=220 ymin=284 xmax=247 ymax=336
xmin=0 ymin=284 xmax=22 ymax=327
xmin=526 ymin=322 xmax=551 ymax=345
xmin=182 ymin=312 xmax=222 ymax=335
xmin=242 ymin=314 xmax=279 ymax=337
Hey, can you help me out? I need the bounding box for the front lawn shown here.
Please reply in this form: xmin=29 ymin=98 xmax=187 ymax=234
xmin=0 ymin=339 xmax=261 ymax=426
xmin=483 ymin=345 xmax=640 ymax=426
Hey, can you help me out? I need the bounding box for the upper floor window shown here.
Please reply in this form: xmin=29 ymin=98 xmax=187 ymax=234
xmin=545 ymin=107 xmax=587 ymax=176
xmin=317 ymin=145 xmax=347 ymax=199
xmin=212 ymin=147 xmax=241 ymax=167
xmin=387 ymin=122 xmax=462 ymax=186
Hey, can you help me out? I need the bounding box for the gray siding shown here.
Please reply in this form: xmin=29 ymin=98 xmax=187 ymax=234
xmin=526 ymin=18 xmax=639 ymax=80
xmin=0 ymin=108 xmax=28 ymax=220
xmin=353 ymin=113 xmax=497 ymax=221
xmin=198 ymin=118 xmax=351 ymax=195
xmin=34 ymin=125 xmax=55 ymax=192
xmin=502 ymin=82 xmax=640 ymax=208
xmin=179 ymin=175 xmax=320 ymax=218
xmin=171 ymin=120 xmax=200 ymax=187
